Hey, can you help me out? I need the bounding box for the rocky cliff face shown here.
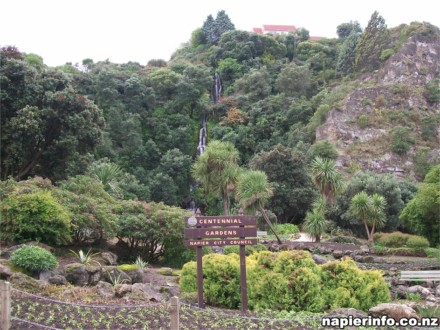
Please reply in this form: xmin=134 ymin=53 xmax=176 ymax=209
xmin=317 ymin=33 xmax=440 ymax=179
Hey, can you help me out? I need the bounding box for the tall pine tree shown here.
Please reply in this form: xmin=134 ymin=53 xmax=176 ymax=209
xmin=355 ymin=11 xmax=390 ymax=72
xmin=202 ymin=10 xmax=235 ymax=45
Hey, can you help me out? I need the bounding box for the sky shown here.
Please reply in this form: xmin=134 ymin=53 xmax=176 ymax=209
xmin=1 ymin=0 xmax=438 ymax=67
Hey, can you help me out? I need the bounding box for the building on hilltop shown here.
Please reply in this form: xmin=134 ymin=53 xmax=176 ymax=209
xmin=251 ymin=24 xmax=324 ymax=41
xmin=252 ymin=24 xmax=297 ymax=35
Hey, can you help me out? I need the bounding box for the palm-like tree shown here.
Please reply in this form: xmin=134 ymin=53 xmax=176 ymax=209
xmin=350 ymin=191 xmax=386 ymax=242
xmin=235 ymin=170 xmax=282 ymax=244
xmin=310 ymin=156 xmax=343 ymax=204
xmin=303 ymin=197 xmax=328 ymax=242
xmin=192 ymin=140 xmax=240 ymax=215
xmin=87 ymin=161 xmax=123 ymax=197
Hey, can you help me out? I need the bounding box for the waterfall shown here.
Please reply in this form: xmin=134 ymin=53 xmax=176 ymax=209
xmin=196 ymin=72 xmax=222 ymax=156
xmin=212 ymin=71 xmax=222 ymax=104
xmin=197 ymin=115 xmax=207 ymax=155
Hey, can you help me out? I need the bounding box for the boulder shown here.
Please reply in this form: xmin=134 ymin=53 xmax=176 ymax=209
xmin=48 ymin=275 xmax=68 ymax=286
xmin=407 ymin=285 xmax=432 ymax=298
xmin=312 ymin=254 xmax=327 ymax=265
xmin=0 ymin=264 xmax=13 ymax=279
xmin=333 ymin=250 xmax=344 ymax=259
xmin=436 ymin=286 xmax=440 ymax=297
xmin=125 ymin=269 xmax=144 ymax=284
xmin=131 ymin=283 xmax=164 ymax=302
xmin=115 ymin=284 xmax=132 ymax=297
xmin=64 ymin=263 xmax=89 ymax=286
xmin=9 ymin=272 xmax=41 ymax=291
xmin=100 ymin=252 xmax=118 ymax=266
xmin=102 ymin=266 xmax=131 ymax=284
xmin=96 ymin=281 xmax=114 ymax=298
xmin=369 ymin=303 xmax=419 ymax=321
xmin=326 ymin=308 xmax=367 ymax=318
xmin=85 ymin=264 xmax=102 ymax=286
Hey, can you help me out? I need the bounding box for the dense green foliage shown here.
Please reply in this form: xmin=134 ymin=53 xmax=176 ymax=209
xmin=1 ymin=11 xmax=439 ymax=254
xmin=181 ymin=251 xmax=390 ymax=311
xmin=11 ymin=246 xmax=58 ymax=273
xmin=1 ymin=189 xmax=71 ymax=245
xmin=400 ymin=165 xmax=440 ymax=245
xmin=374 ymin=231 xmax=430 ymax=248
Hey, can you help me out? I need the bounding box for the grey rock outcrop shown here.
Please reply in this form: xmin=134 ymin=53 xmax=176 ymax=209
xmin=369 ymin=303 xmax=419 ymax=321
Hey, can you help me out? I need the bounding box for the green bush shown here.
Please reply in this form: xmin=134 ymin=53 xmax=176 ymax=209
xmin=326 ymin=236 xmax=362 ymax=245
xmin=424 ymin=79 xmax=440 ymax=103
xmin=321 ymin=258 xmax=390 ymax=311
xmin=391 ymin=126 xmax=415 ymax=155
xmin=11 ymin=246 xmax=58 ymax=273
xmin=406 ymin=236 xmax=430 ymax=249
xmin=181 ymin=250 xmax=390 ymax=312
xmin=223 ymin=244 xmax=267 ymax=256
xmin=203 ymin=254 xmax=241 ymax=308
xmin=376 ymin=231 xmax=430 ymax=248
xmin=1 ymin=191 xmax=71 ymax=245
xmin=271 ymin=223 xmax=300 ymax=236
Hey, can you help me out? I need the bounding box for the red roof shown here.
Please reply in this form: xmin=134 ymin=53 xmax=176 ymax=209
xmin=263 ymin=25 xmax=296 ymax=32
xmin=309 ymin=36 xmax=324 ymax=41
xmin=252 ymin=27 xmax=263 ymax=34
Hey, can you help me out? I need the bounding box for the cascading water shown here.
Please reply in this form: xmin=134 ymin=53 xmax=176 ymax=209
xmin=196 ymin=115 xmax=207 ymax=155
xmin=196 ymin=72 xmax=222 ymax=156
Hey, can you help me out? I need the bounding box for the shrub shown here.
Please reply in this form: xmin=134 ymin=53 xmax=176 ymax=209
xmin=406 ymin=236 xmax=430 ymax=249
xmin=11 ymin=246 xmax=58 ymax=273
xmin=181 ymin=251 xmax=390 ymax=312
xmin=424 ymin=79 xmax=440 ymax=103
xmin=223 ymin=244 xmax=267 ymax=256
xmin=1 ymin=191 xmax=71 ymax=245
xmin=325 ymin=236 xmax=362 ymax=245
xmin=376 ymin=231 xmax=430 ymax=248
xmin=376 ymin=231 xmax=409 ymax=247
xmin=271 ymin=223 xmax=300 ymax=236
xmin=391 ymin=126 xmax=415 ymax=155
xmin=321 ymin=258 xmax=390 ymax=311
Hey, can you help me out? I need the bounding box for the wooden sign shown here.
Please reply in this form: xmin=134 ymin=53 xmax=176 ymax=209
xmin=184 ymin=215 xmax=256 ymax=227
xmin=183 ymin=211 xmax=257 ymax=312
xmin=184 ymin=227 xmax=257 ymax=239
xmin=184 ymin=238 xmax=258 ymax=247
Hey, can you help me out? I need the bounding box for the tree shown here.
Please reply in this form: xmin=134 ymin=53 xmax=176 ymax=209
xmin=309 ymin=156 xmax=343 ymax=204
xmin=336 ymin=31 xmax=360 ymax=75
xmin=214 ymin=10 xmax=235 ymax=43
xmin=336 ymin=21 xmax=362 ymax=39
xmin=249 ymin=144 xmax=316 ymax=223
xmin=275 ymin=63 xmax=312 ymax=97
xmin=303 ymin=197 xmax=329 ymax=242
xmin=400 ymin=165 xmax=440 ymax=245
xmin=236 ymin=170 xmax=282 ymax=244
xmin=336 ymin=171 xmax=415 ymax=235
xmin=202 ymin=11 xmax=235 ymax=45
xmin=350 ymin=192 xmax=386 ymax=242
xmin=355 ymin=11 xmax=390 ymax=71
xmin=191 ymin=140 xmax=240 ymax=215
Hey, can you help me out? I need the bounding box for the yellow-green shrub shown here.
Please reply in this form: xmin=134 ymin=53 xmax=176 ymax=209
xmin=180 ymin=251 xmax=390 ymax=312
xmin=321 ymin=258 xmax=390 ymax=311
xmin=406 ymin=236 xmax=430 ymax=249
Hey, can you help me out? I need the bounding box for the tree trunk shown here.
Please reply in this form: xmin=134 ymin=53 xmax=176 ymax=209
xmin=222 ymin=190 xmax=229 ymax=215
xmin=364 ymin=222 xmax=372 ymax=242
xmin=259 ymin=207 xmax=282 ymax=244
xmin=315 ymin=235 xmax=321 ymax=243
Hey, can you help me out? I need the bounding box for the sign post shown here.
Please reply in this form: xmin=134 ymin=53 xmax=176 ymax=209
xmin=184 ymin=209 xmax=256 ymax=312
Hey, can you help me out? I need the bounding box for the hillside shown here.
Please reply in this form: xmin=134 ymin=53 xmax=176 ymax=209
xmin=317 ymin=31 xmax=440 ymax=179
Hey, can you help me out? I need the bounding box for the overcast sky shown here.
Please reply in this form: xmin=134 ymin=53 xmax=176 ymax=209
xmin=1 ymin=0 xmax=438 ymax=67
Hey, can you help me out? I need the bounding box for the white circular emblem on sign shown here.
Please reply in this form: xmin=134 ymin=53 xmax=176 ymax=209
xmin=188 ymin=217 xmax=198 ymax=227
